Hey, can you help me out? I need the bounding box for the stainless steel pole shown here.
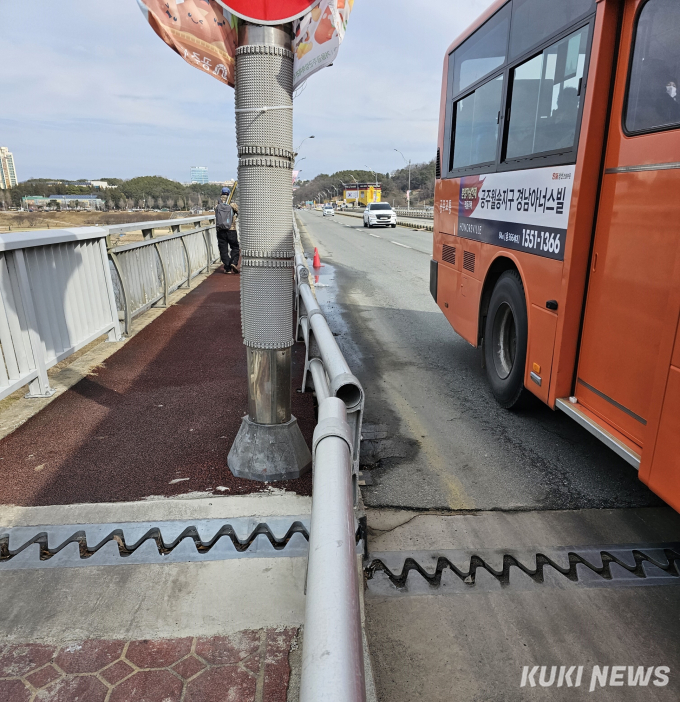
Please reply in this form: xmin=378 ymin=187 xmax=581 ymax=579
xmin=228 ymin=22 xmax=312 ymax=482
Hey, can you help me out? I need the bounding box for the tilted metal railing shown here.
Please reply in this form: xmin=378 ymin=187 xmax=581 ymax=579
xmin=293 ymin=215 xmax=367 ymax=702
xmin=0 ymin=216 xmax=218 ymax=400
xmin=109 ymin=218 xmax=219 ymax=334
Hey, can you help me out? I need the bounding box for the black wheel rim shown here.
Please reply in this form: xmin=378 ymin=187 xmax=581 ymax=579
xmin=491 ymin=302 xmax=516 ymax=380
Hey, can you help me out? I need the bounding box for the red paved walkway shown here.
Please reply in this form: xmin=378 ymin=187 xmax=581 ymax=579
xmin=0 ymin=629 xmax=297 ymax=702
xmin=0 ymin=272 xmax=314 ymax=506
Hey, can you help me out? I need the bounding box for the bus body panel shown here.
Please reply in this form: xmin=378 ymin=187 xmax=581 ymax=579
xmin=434 ymin=0 xmax=617 ymax=398
xmin=639 ymin=240 xmax=680 ymax=512
xmin=576 ymin=169 xmax=680 ymax=447
xmin=549 ymin=0 xmax=622 ymax=403
xmin=577 ymin=0 xmax=680 ymax=460
xmin=434 ymin=0 xmax=680 ymax=510
xmin=643 ymin=366 xmax=680 ymax=511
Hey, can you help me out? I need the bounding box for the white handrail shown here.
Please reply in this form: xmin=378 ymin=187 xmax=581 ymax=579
xmin=293 ymin=214 xmax=367 ymax=701
xmin=300 ymin=397 xmax=366 ymax=702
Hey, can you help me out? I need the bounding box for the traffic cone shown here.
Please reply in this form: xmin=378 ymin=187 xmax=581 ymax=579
xmin=313 ymin=248 xmax=321 ymax=268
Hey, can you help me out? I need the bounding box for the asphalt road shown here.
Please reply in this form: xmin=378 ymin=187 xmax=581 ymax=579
xmin=299 ymin=209 xmax=680 ymax=702
xmin=297 ymin=209 xmax=661 ymax=512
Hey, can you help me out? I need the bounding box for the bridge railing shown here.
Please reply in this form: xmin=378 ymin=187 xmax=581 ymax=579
xmin=106 ymin=215 xmax=213 ymax=245
xmin=109 ymin=218 xmax=218 ymax=334
xmin=0 ymin=228 xmax=121 ymax=401
xmin=393 ymin=207 xmax=434 ymax=219
xmin=0 ymin=215 xmax=218 ymax=401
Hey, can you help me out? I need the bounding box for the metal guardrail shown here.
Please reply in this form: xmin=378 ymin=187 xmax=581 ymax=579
xmin=293 ymin=215 xmax=366 ymax=702
xmin=394 ymin=207 xmax=434 ymax=219
xmin=109 ymin=218 xmax=219 ymax=334
xmin=0 ymin=228 xmax=121 ymax=401
xmin=0 ymin=216 xmax=219 ymax=400
xmin=106 ymin=215 xmax=212 ymax=243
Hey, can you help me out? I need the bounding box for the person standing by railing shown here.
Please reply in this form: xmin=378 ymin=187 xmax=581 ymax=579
xmin=215 ymin=187 xmax=239 ymax=274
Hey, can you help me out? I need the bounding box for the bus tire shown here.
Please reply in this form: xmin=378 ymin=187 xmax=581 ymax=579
xmin=483 ymin=270 xmax=528 ymax=409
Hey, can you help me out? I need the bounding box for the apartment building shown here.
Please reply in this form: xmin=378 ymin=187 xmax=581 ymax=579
xmin=0 ymin=147 xmax=18 ymax=189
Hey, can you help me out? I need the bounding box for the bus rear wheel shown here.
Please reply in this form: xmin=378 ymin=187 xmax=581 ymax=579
xmin=483 ymin=271 xmax=528 ymax=409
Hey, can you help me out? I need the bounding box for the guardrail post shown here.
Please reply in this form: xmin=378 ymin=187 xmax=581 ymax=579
xmin=180 ymin=235 xmax=192 ymax=288
xmin=14 ymin=250 xmax=55 ymax=398
xmin=142 ymin=227 xmax=153 ymax=240
xmin=228 ymin=23 xmax=311 ymax=482
xmin=201 ymin=227 xmax=211 ymax=274
xmin=153 ymin=242 xmax=169 ymax=308
xmin=98 ymin=239 xmax=123 ymax=341
xmin=108 ymin=251 xmax=131 ymax=335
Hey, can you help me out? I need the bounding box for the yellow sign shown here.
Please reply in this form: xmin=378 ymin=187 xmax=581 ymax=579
xmin=343 ymin=184 xmax=381 ymax=206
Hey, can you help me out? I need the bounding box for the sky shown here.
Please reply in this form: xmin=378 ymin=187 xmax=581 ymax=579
xmin=0 ymin=0 xmax=495 ymax=184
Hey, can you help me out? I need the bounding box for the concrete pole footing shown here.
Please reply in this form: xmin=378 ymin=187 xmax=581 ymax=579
xmin=228 ymin=415 xmax=312 ymax=482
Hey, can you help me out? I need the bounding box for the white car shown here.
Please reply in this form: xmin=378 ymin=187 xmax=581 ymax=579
xmin=363 ymin=203 xmax=396 ymax=228
xmin=323 ymin=204 xmax=335 ymax=217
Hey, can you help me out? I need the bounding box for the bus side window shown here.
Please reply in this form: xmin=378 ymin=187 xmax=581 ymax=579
xmin=505 ymin=26 xmax=590 ymax=161
xmin=509 ymin=0 xmax=595 ymax=60
xmin=450 ymin=75 xmax=504 ymax=171
xmin=626 ymin=0 xmax=680 ymax=134
xmin=451 ymin=4 xmax=510 ymax=96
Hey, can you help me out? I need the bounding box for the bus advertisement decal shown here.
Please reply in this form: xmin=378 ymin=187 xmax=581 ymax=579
xmin=457 ymin=217 xmax=566 ymax=260
xmin=456 ymin=166 xmax=575 ymax=261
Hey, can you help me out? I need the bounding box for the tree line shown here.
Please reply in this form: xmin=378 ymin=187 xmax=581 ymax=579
xmin=1 ymin=176 xmax=229 ymax=210
xmin=292 ymin=160 xmax=436 ymax=207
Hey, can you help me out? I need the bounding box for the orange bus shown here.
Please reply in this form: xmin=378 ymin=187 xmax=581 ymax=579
xmin=431 ymin=0 xmax=680 ymax=510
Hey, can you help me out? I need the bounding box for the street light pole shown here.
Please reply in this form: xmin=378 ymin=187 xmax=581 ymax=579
xmin=228 ymin=22 xmax=311 ymax=482
xmin=394 ymin=148 xmax=411 ymax=211
xmin=364 ymin=165 xmax=378 ymax=186
xmin=295 ymin=135 xmax=315 ymax=155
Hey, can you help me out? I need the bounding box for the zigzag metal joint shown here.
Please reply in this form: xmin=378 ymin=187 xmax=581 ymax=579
xmin=0 ymin=518 xmax=314 ymax=570
xmin=365 ymin=545 xmax=680 ymax=592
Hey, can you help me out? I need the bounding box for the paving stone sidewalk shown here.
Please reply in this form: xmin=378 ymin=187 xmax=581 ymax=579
xmin=0 ymin=628 xmax=297 ymax=702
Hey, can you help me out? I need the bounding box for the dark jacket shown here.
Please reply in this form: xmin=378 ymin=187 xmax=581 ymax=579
xmin=215 ymin=202 xmax=235 ymax=230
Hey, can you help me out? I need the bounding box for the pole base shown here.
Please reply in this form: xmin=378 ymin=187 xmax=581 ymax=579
xmin=228 ymin=415 xmax=312 ymax=482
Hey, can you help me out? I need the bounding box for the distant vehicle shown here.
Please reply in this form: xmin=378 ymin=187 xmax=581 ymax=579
xmin=323 ymin=204 xmax=335 ymax=217
xmin=363 ymin=203 xmax=396 ymax=228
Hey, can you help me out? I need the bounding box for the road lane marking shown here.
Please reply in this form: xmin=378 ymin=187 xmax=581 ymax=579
xmin=384 ymin=385 xmax=475 ymax=510
xmin=391 ymin=241 xmax=412 ymax=249
xmin=368 ymin=233 xmax=381 ymax=238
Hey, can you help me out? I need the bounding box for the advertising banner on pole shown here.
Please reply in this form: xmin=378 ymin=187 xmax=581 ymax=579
xmin=138 ymin=0 xmax=354 ymax=89
xmin=137 ymin=0 xmax=238 ymax=87
xmin=292 ymin=0 xmax=355 ymax=88
xmin=214 ymin=0 xmax=320 ymax=24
